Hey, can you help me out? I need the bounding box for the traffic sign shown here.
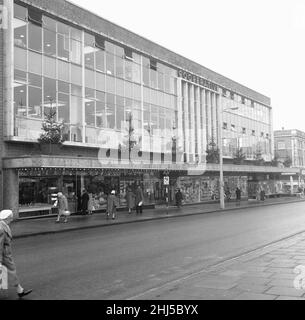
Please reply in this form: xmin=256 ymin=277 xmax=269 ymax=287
xmin=164 ymin=176 xmax=170 ymax=186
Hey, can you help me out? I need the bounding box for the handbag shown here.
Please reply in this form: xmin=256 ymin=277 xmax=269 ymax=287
xmin=63 ymin=210 xmax=71 ymax=216
xmin=138 ymin=201 xmax=143 ymax=207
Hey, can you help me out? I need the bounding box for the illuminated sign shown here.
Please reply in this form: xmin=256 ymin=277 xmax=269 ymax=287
xmin=178 ymin=70 xmax=218 ymax=91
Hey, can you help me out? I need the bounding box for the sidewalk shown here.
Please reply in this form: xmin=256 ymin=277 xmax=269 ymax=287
xmin=11 ymin=196 xmax=305 ymax=239
xmin=135 ymin=231 xmax=305 ymax=300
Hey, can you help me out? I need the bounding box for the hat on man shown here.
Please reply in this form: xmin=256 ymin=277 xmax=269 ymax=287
xmin=0 ymin=210 xmax=13 ymax=220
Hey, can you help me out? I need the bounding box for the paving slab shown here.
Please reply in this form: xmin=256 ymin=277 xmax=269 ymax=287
xmin=136 ymin=230 xmax=305 ymax=300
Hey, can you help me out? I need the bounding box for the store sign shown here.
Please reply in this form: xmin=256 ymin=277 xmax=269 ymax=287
xmin=164 ymin=176 xmax=170 ymax=186
xmin=178 ymin=69 xmax=218 ymax=91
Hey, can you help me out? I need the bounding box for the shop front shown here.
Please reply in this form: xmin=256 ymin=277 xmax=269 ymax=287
xmin=17 ymin=167 xmax=187 ymax=218
xmin=177 ymin=174 xmax=248 ymax=204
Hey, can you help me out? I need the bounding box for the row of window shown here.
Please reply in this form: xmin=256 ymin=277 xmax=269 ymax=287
xmin=14 ymin=3 xmax=178 ymax=96
xmin=223 ymin=122 xmax=270 ymax=139
xmin=222 ymin=88 xmax=268 ymax=110
xmin=14 ymin=71 xmax=176 ymax=135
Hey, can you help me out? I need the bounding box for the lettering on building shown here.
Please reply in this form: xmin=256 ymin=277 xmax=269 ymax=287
xmin=178 ymin=69 xmax=218 ymax=91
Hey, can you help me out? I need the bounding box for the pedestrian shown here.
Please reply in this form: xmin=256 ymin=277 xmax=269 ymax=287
xmin=81 ymin=189 xmax=90 ymax=215
xmin=256 ymin=188 xmax=261 ymax=201
xmin=88 ymin=193 xmax=94 ymax=215
xmin=135 ymin=186 xmax=144 ymax=215
xmin=55 ymin=192 xmax=69 ymax=223
xmin=236 ymin=187 xmax=241 ymax=206
xmin=126 ymin=188 xmax=135 ymax=214
xmin=260 ymin=189 xmax=266 ymax=201
xmin=175 ymin=189 xmax=183 ymax=208
xmin=0 ymin=210 xmax=33 ymax=299
xmin=107 ymin=190 xmax=119 ymax=220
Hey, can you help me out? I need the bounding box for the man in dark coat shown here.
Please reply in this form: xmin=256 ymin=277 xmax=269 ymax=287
xmin=135 ymin=186 xmax=144 ymax=215
xmin=81 ymin=189 xmax=89 ymax=215
xmin=235 ymin=187 xmax=241 ymax=206
xmin=175 ymin=189 xmax=183 ymax=208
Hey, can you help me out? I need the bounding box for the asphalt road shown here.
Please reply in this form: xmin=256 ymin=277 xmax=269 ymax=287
xmin=2 ymin=201 xmax=305 ymax=300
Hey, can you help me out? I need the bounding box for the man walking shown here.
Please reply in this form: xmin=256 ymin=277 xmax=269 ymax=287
xmin=175 ymin=189 xmax=183 ymax=208
xmin=0 ymin=210 xmax=32 ymax=299
xmin=81 ymin=189 xmax=90 ymax=215
xmin=135 ymin=186 xmax=144 ymax=215
xmin=235 ymin=187 xmax=241 ymax=206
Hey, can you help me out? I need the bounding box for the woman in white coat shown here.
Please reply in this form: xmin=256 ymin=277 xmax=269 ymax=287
xmin=0 ymin=210 xmax=32 ymax=298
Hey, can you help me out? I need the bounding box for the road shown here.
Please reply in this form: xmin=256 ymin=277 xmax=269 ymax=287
xmin=2 ymin=201 xmax=305 ymax=300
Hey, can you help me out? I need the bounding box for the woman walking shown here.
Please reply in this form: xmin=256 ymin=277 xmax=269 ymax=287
xmin=107 ymin=190 xmax=119 ymax=220
xmin=55 ymin=192 xmax=69 ymax=223
xmin=0 ymin=210 xmax=33 ymax=299
xmin=126 ymin=188 xmax=135 ymax=214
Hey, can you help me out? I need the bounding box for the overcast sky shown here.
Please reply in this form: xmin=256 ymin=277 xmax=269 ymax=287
xmin=71 ymin=0 xmax=305 ymax=131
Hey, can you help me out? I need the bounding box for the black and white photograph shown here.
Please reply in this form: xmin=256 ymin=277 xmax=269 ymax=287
xmin=1 ymin=0 xmax=305 ymax=305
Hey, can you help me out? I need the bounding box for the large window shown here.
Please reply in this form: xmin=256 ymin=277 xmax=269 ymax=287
xmin=44 ymin=28 xmax=56 ymax=56
xmin=58 ymin=81 xmax=70 ymax=123
xmin=28 ymin=23 xmax=42 ymax=52
xmin=13 ymin=5 xmax=180 ymax=152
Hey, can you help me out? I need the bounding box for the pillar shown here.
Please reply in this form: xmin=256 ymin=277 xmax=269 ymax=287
xmin=176 ymin=78 xmax=184 ymax=164
xmin=206 ymin=91 xmax=212 ymax=144
xmin=3 ymin=169 xmax=19 ymax=219
xmin=200 ymin=89 xmax=207 ymax=162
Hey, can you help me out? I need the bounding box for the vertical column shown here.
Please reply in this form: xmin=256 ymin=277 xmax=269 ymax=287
xmin=3 ymin=0 xmax=13 ymax=138
xmin=211 ymin=92 xmax=217 ymax=144
xmin=206 ymin=91 xmax=212 ymax=144
xmin=189 ymin=84 xmax=195 ymax=162
xmin=196 ymin=87 xmax=201 ymax=162
xmin=183 ymin=82 xmax=189 ymax=162
xmin=3 ymin=169 xmax=19 ymax=219
xmin=216 ymin=94 xmax=221 ymax=151
xmin=201 ymin=89 xmax=207 ymax=163
xmin=176 ymin=78 xmax=184 ymax=164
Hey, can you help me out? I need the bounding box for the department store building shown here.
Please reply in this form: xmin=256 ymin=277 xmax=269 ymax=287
xmin=0 ymin=0 xmax=297 ymax=218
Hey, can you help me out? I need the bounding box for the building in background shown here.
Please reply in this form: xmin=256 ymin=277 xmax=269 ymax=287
xmin=0 ymin=0 xmax=298 ymax=219
xmin=274 ymin=129 xmax=305 ymax=190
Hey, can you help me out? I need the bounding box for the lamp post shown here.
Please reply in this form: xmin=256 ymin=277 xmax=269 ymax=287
xmin=217 ymin=101 xmax=239 ymax=210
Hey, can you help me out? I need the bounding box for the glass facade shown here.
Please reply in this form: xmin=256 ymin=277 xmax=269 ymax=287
xmin=222 ymin=93 xmax=272 ymax=160
xmin=13 ymin=3 xmax=178 ymax=161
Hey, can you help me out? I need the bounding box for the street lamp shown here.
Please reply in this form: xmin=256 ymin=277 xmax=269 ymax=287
xmin=217 ymin=102 xmax=239 ymax=210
